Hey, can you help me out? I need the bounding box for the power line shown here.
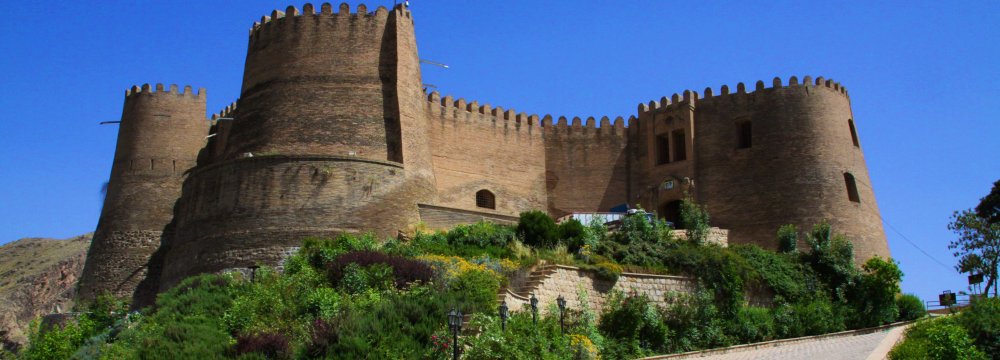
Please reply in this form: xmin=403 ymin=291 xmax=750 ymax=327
xmin=854 ymin=177 xmax=957 ymax=273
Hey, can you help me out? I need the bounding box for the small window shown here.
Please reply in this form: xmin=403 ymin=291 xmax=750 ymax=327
xmin=737 ymin=121 xmax=752 ymax=149
xmin=672 ymin=129 xmax=686 ymax=161
xmin=848 ymin=119 xmax=860 ymax=148
xmin=476 ymin=189 xmax=495 ymax=209
xmin=656 ymin=134 xmax=670 ymax=165
xmin=844 ymin=173 xmax=860 ymax=203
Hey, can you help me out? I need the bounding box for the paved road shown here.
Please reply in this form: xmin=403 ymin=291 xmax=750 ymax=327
xmin=654 ymin=325 xmax=908 ymax=360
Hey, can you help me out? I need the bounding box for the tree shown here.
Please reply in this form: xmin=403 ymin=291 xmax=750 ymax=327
xmin=948 ymin=209 xmax=1000 ymax=297
xmin=975 ymin=180 xmax=1000 ymax=225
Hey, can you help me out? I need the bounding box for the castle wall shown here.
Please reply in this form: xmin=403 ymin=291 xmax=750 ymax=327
xmin=425 ymin=94 xmax=548 ymax=216
xmin=222 ymin=4 xmax=398 ymax=161
xmin=543 ymin=116 xmax=630 ymax=217
xmin=689 ymin=77 xmax=888 ymax=261
xmin=159 ymin=5 xmax=437 ymax=290
xmin=630 ymin=93 xmax=699 ymax=222
xmin=79 ymin=84 xmax=208 ymax=300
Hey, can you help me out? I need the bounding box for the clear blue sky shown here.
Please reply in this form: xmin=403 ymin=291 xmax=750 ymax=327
xmin=1 ymin=1 xmax=997 ymax=302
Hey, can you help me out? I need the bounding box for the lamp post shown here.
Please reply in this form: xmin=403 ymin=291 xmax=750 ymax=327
xmin=448 ymin=307 xmax=462 ymax=360
xmin=248 ymin=265 xmax=259 ymax=283
xmin=530 ymin=293 xmax=539 ymax=326
xmin=556 ymin=295 xmax=567 ymax=334
xmin=498 ymin=300 xmax=509 ymax=332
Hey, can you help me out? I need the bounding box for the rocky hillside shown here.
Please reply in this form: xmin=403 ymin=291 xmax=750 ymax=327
xmin=0 ymin=233 xmax=91 ymax=352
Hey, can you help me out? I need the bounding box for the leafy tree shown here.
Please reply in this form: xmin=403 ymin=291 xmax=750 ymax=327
xmin=803 ymin=221 xmax=858 ymax=300
xmin=948 ymin=209 xmax=1000 ymax=297
xmin=975 ymin=179 xmax=1000 ymax=225
xmin=848 ymin=256 xmax=903 ymax=328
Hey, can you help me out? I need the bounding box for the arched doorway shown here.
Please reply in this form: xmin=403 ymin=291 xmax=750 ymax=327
xmin=659 ymin=200 xmax=682 ymax=228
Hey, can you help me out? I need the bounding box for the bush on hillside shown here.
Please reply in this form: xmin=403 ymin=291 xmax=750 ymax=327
xmin=960 ymin=297 xmax=1000 ymax=358
xmin=777 ymin=224 xmax=799 ymax=253
xmin=517 ymin=210 xmax=559 ymax=248
xmin=889 ymin=317 xmax=987 ymax=360
xmin=895 ymin=293 xmax=926 ymax=322
xmin=558 ymin=219 xmax=587 ymax=253
xmin=448 ymin=221 xmax=517 ymax=248
xmin=847 ymin=256 xmax=902 ymax=328
xmin=327 ymin=251 xmax=434 ymax=289
xmin=679 ymin=198 xmax=711 ymax=244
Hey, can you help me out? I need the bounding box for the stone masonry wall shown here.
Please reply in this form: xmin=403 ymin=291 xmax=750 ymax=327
xmin=425 ymin=94 xmax=548 ymax=217
xmin=509 ymin=266 xmax=696 ymax=315
xmin=544 ymin=117 xmax=631 ymax=218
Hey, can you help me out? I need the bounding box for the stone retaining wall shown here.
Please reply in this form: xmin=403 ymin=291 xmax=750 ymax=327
xmin=510 ymin=265 xmax=697 ymax=314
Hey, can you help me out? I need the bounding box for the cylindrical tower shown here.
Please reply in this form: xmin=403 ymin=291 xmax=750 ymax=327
xmin=159 ymin=4 xmax=437 ymax=290
xmin=693 ymin=77 xmax=889 ymax=261
xmin=78 ymin=84 xmax=208 ymax=301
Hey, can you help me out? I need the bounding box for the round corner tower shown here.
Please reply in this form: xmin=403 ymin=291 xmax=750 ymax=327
xmin=691 ymin=77 xmax=889 ymax=262
xmin=79 ymin=84 xmax=209 ymax=301
xmin=158 ymin=3 xmax=437 ymax=290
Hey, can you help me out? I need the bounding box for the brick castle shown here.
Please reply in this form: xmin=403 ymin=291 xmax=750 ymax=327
xmin=79 ymin=3 xmax=890 ymax=304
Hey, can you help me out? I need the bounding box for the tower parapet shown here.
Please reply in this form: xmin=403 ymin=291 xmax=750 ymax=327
xmin=630 ymin=75 xmax=886 ymax=261
xmin=158 ymin=3 xmax=437 ymax=291
xmin=79 ymin=83 xmax=209 ymax=301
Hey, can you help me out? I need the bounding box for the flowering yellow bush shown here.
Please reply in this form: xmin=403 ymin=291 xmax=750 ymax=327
xmin=569 ymin=334 xmax=600 ymax=360
xmin=416 ymin=255 xmax=516 ymax=281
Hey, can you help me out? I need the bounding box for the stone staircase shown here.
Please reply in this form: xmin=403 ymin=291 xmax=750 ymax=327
xmin=496 ymin=264 xmax=559 ymax=308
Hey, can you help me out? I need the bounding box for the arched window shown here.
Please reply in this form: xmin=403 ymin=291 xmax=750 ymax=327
xmin=844 ymin=173 xmax=860 ymax=203
xmin=476 ymin=190 xmax=495 ymax=209
xmin=848 ymin=119 xmax=860 ymax=148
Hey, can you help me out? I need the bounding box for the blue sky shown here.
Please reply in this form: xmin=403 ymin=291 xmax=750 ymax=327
xmin=1 ymin=1 xmax=997 ymax=302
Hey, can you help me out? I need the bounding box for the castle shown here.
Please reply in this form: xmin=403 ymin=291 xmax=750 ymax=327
xmin=79 ymin=3 xmax=890 ymax=304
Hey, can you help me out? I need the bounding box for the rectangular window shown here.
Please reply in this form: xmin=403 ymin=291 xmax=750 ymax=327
xmin=737 ymin=122 xmax=752 ymax=149
xmin=848 ymin=119 xmax=860 ymax=148
xmin=672 ymin=129 xmax=686 ymax=161
xmin=656 ymin=134 xmax=670 ymax=165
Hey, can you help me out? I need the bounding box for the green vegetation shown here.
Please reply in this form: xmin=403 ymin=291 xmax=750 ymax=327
xmin=16 ymin=206 xmax=916 ymax=359
xmin=890 ymin=297 xmax=1000 ymax=359
xmin=948 ymin=179 xmax=1000 ymax=297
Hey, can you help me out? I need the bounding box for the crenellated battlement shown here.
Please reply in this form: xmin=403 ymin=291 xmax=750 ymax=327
xmin=210 ymin=101 xmax=239 ymax=121
xmin=124 ymin=83 xmax=205 ymax=99
xmin=637 ymin=75 xmax=850 ymax=115
xmin=426 ymin=91 xmax=629 ymax=137
xmin=248 ymin=3 xmax=398 ymax=42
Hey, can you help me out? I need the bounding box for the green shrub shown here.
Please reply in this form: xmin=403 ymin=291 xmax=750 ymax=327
xmin=448 ymin=221 xmax=516 ymax=248
xmin=463 ymin=311 xmax=576 ymax=360
xmin=777 ymin=224 xmax=799 ymax=253
xmin=517 ymin=210 xmax=559 ymax=248
xmin=803 ymin=221 xmax=859 ymax=300
xmin=558 ymin=219 xmax=588 ymax=253
xmin=896 ymin=293 xmax=926 ymax=321
xmin=847 ymin=256 xmax=902 ymax=328
xmin=794 ymin=297 xmax=845 ymax=336
xmin=598 ymin=292 xmax=669 ymax=357
xmin=112 ymin=274 xmax=239 ymax=359
xmin=20 ymin=316 xmax=97 ymax=360
xmin=592 ymin=262 xmax=623 ymax=282
xmin=728 ymin=306 xmax=776 ymax=343
xmin=960 ymin=297 xmax=1000 ymax=358
xmin=731 ymin=245 xmax=810 ymax=303
xmin=679 ymin=198 xmax=711 ymax=244
xmin=889 ymin=317 xmax=987 ymax=360
xmin=661 ymin=289 xmax=732 ymax=352
xmin=447 ymin=268 xmax=501 ymax=313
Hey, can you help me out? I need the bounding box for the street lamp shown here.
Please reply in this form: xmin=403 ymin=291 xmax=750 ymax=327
xmin=498 ymin=300 xmax=509 ymax=332
xmin=248 ymin=265 xmax=260 ymax=283
xmin=530 ymin=293 xmax=539 ymax=326
xmin=448 ymin=307 xmax=463 ymax=360
xmin=556 ymin=295 xmax=567 ymax=334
